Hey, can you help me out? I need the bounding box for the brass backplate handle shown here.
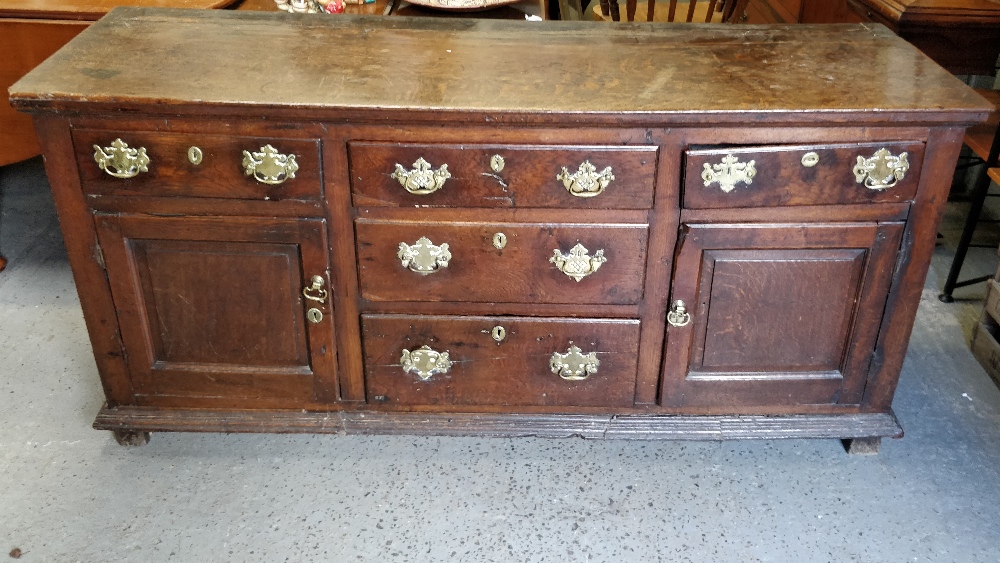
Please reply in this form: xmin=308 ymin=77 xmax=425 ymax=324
xmin=702 ymin=154 xmax=756 ymax=193
xmin=854 ymin=148 xmax=909 ymax=190
xmin=550 ymin=344 xmax=600 ymax=381
xmin=93 ymin=139 xmax=150 ymax=179
xmin=398 ymin=237 xmax=451 ymax=275
xmin=242 ymin=144 xmax=299 ymax=185
xmin=401 ymin=345 xmax=452 ymax=380
xmin=557 ymin=160 xmax=614 ymax=197
xmin=550 ymin=243 xmax=606 ymax=282
xmin=667 ymin=300 xmax=691 ymax=327
xmin=392 ymin=157 xmax=451 ymax=195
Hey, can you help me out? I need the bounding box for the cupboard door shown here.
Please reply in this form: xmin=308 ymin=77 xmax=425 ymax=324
xmin=95 ymin=215 xmax=339 ymax=407
xmin=660 ymin=222 xmax=904 ymax=409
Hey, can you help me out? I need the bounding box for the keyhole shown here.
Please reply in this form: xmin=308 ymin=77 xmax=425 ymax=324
xmin=307 ymin=308 xmax=323 ymax=323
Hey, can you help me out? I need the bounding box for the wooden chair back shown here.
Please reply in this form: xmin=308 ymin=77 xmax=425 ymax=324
xmin=596 ymin=0 xmax=750 ymax=23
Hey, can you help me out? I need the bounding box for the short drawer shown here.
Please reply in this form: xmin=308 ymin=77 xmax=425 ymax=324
xmin=349 ymin=142 xmax=657 ymax=209
xmin=74 ymin=129 xmax=322 ymax=200
xmin=356 ymin=219 xmax=649 ymax=305
xmin=362 ymin=314 xmax=641 ymax=407
xmin=684 ymin=142 xmax=924 ymax=208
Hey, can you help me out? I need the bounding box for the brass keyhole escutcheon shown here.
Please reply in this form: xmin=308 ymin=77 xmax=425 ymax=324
xmin=188 ymin=146 xmax=203 ymax=165
xmin=800 ymin=152 xmax=819 ymax=167
xmin=492 ymin=232 xmax=507 ymax=250
xmin=491 ymin=325 xmax=506 ymax=343
xmin=490 ymin=154 xmax=505 ymax=173
xmin=307 ymin=308 xmax=323 ymax=323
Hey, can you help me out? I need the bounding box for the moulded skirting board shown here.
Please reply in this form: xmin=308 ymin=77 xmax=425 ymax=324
xmin=93 ymin=406 xmax=903 ymax=441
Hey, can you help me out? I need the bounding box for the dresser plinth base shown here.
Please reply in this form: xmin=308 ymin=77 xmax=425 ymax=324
xmin=94 ymin=406 xmax=902 ymax=445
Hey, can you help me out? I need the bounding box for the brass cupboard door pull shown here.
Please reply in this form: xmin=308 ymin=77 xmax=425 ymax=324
xmin=854 ymin=148 xmax=909 ymax=191
xmin=398 ymin=237 xmax=451 ymax=275
xmin=557 ymin=160 xmax=614 ymax=197
xmin=550 ymin=243 xmax=606 ymax=282
xmin=702 ymin=153 xmax=756 ymax=193
xmin=550 ymin=344 xmax=600 ymax=381
xmin=391 ymin=157 xmax=451 ymax=195
xmin=667 ymin=300 xmax=691 ymax=327
xmin=93 ymin=138 xmax=150 ymax=179
xmin=401 ymin=345 xmax=452 ymax=380
xmin=242 ymin=144 xmax=299 ymax=185
xmin=302 ymin=275 xmax=327 ymax=324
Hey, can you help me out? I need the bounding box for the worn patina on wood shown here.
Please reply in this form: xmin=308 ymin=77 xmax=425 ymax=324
xmin=9 ymin=8 xmax=991 ymax=453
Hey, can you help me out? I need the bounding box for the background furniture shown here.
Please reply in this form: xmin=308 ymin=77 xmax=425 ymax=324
xmin=968 ymin=167 xmax=1000 ymax=389
xmin=939 ymin=89 xmax=1000 ymax=302
xmin=593 ymin=0 xmax=749 ymax=22
xmin=0 ymin=0 xmax=239 ymax=168
xmin=745 ymin=0 xmax=1000 ymax=77
xmin=847 ymin=0 xmax=1000 ymax=76
xmin=10 ymin=8 xmax=990 ymax=451
xmin=743 ymin=0 xmax=862 ymax=23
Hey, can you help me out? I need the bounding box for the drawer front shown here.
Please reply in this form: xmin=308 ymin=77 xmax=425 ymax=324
xmin=684 ymin=142 xmax=924 ymax=208
xmin=362 ymin=314 xmax=640 ymax=407
xmin=349 ymin=142 xmax=657 ymax=209
xmin=74 ymin=130 xmax=322 ymax=200
xmin=356 ymin=219 xmax=649 ymax=305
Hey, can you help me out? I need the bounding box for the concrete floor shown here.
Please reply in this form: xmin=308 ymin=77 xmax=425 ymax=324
xmin=2 ymin=156 xmax=1000 ymax=562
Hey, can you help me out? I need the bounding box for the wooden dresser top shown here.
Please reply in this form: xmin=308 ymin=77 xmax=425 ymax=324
xmin=9 ymin=7 xmax=992 ymax=126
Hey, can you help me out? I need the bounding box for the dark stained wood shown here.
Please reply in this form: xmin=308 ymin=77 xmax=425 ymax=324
xmin=362 ymin=314 xmax=641 ymax=407
xmin=95 ymin=214 xmax=341 ymax=404
xmin=9 ymin=10 xmax=991 ymax=449
xmin=683 ymin=142 xmax=924 ymax=209
xmin=93 ymin=404 xmax=904 ymax=440
xmin=661 ymin=222 xmax=904 ymax=408
xmin=74 ymin=130 xmax=323 ymax=201
xmin=355 ymin=219 xmax=649 ymax=305
xmin=349 ymin=142 xmax=657 ymax=209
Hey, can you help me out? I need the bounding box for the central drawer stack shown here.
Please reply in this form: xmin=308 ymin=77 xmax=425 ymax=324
xmin=349 ymin=137 xmax=658 ymax=408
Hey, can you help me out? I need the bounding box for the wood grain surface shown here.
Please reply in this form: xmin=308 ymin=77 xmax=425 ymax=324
xmin=9 ymin=8 xmax=992 ymax=125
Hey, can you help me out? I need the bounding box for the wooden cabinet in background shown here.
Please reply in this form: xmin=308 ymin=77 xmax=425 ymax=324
xmin=9 ymin=9 xmax=991 ymax=452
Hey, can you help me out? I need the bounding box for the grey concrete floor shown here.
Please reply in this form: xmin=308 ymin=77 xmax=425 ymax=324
xmin=2 ymin=156 xmax=1000 ymax=562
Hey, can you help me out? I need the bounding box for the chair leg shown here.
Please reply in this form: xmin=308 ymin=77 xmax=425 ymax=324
xmin=940 ymin=133 xmax=1000 ymax=302
xmin=940 ymin=167 xmax=994 ymax=302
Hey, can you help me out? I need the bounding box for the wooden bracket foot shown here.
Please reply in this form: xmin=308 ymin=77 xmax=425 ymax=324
xmin=112 ymin=429 xmax=151 ymax=446
xmin=842 ymin=437 xmax=880 ymax=455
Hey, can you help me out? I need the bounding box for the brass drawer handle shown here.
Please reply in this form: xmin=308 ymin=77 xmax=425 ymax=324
xmin=242 ymin=144 xmax=299 ymax=185
xmin=398 ymin=236 xmax=451 ymax=275
xmin=557 ymin=160 xmax=614 ymax=197
xmin=667 ymin=300 xmax=691 ymax=327
xmin=854 ymin=148 xmax=909 ymax=191
xmin=392 ymin=157 xmax=451 ymax=195
xmin=93 ymin=138 xmax=150 ymax=179
xmin=702 ymin=153 xmax=756 ymax=193
xmin=550 ymin=344 xmax=599 ymax=381
xmin=550 ymin=243 xmax=606 ymax=282
xmin=401 ymin=345 xmax=452 ymax=380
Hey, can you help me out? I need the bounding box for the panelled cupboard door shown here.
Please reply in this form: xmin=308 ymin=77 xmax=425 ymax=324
xmin=660 ymin=222 xmax=904 ymax=409
xmin=94 ymin=214 xmax=340 ymax=407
